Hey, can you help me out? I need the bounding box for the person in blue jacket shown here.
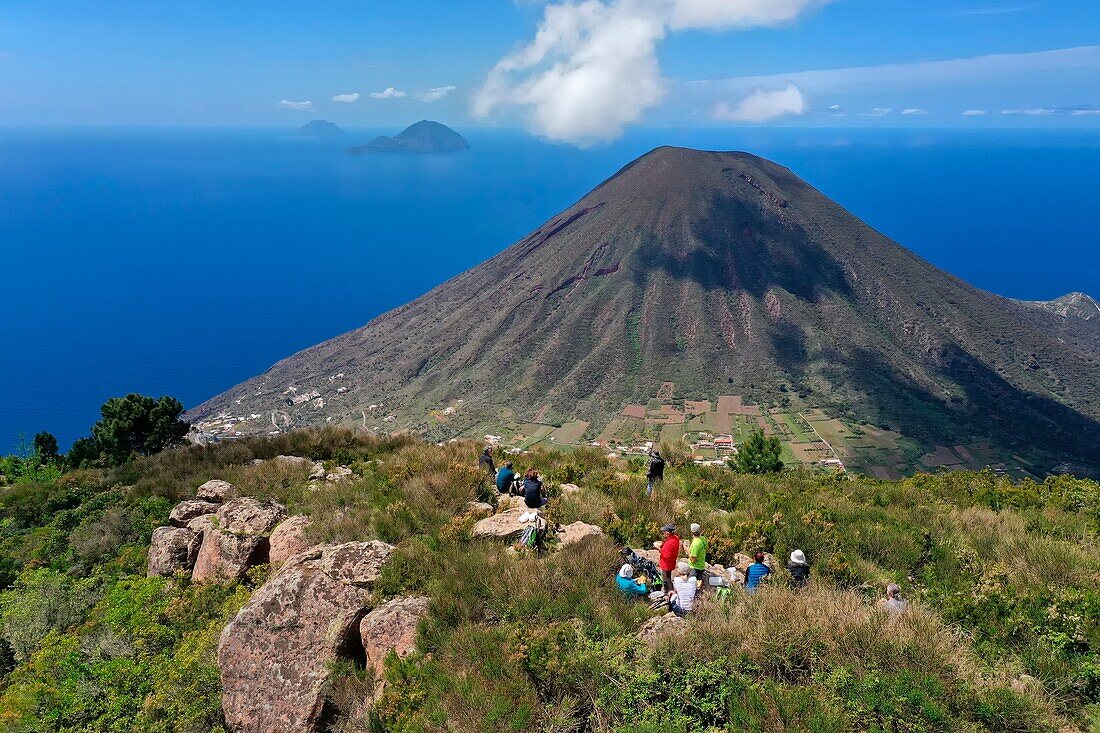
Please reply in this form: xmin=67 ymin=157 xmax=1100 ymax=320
xmin=744 ymin=552 xmax=771 ymax=593
xmin=616 ymin=563 xmax=648 ymax=597
xmin=495 ymin=461 xmax=516 ymax=494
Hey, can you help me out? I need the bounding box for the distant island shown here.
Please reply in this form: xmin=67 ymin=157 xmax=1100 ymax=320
xmin=348 ymin=120 xmax=469 ymax=154
xmin=294 ymin=120 xmax=345 ymax=138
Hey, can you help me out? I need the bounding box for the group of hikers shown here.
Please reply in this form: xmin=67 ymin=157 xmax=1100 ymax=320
xmin=616 ymin=522 xmax=908 ymax=616
xmin=477 ymin=446 xmax=909 ymax=617
xmin=481 ymin=446 xmax=547 ymax=510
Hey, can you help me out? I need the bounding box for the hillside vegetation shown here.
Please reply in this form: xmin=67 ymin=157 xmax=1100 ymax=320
xmin=0 ymin=428 xmax=1097 ymax=732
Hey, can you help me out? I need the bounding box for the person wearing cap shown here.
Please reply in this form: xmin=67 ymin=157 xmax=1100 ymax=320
xmin=744 ymin=552 xmax=771 ymax=593
xmin=657 ymin=524 xmax=681 ymax=591
xmin=787 ymin=549 xmax=810 ymax=588
xmin=688 ymin=523 xmax=708 ymax=585
xmin=616 ymin=564 xmax=648 ymax=598
xmin=667 ymin=561 xmax=697 ymax=616
xmin=479 ymin=446 xmax=496 ymax=476
xmin=495 ymin=461 xmax=516 ymax=495
xmin=879 ymin=583 xmax=909 ymax=613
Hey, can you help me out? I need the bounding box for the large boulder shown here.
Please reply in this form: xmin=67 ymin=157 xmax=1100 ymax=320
xmin=638 ymin=612 xmax=685 ymax=644
xmin=187 ymin=513 xmax=218 ymax=533
xmin=464 ymin=501 xmax=495 ymax=520
xmin=268 ymin=515 xmax=315 ymax=565
xmin=472 ymin=508 xmax=532 ymax=541
xmin=216 ymin=497 xmax=287 ymax=536
xmin=274 ymin=454 xmax=312 ymax=467
xmin=359 ymin=596 xmax=430 ymax=683
xmin=169 ymin=500 xmax=221 ymax=527
xmin=317 ymin=541 xmax=394 ymax=585
xmin=191 ymin=529 xmax=267 ymax=582
xmin=218 ymin=541 xmax=395 ymax=733
xmin=147 ymin=526 xmax=200 ymax=577
xmin=557 ymin=521 xmax=604 ymax=547
xmin=196 ymin=479 xmax=236 ymax=503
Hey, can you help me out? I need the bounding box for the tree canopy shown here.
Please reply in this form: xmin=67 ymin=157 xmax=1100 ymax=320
xmin=731 ymin=429 xmax=784 ymax=474
xmin=89 ymin=394 xmax=190 ymax=465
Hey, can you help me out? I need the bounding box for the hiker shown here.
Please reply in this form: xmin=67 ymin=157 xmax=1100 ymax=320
xmin=787 ymin=549 xmax=810 ymax=588
xmin=879 ymin=583 xmax=909 ymax=614
xmin=479 ymin=446 xmax=496 ymax=476
xmin=522 ymin=468 xmax=547 ymax=509
xmin=616 ymin=564 xmax=649 ymax=598
xmin=495 ymin=461 xmax=516 ymax=495
xmin=688 ymin=523 xmax=708 ymax=585
xmin=667 ymin=561 xmax=697 ymax=616
xmin=620 ymin=547 xmax=663 ymax=591
xmin=744 ymin=552 xmax=771 ymax=592
xmin=656 ymin=523 xmax=681 ymax=591
xmin=646 ymin=450 xmax=666 ymax=496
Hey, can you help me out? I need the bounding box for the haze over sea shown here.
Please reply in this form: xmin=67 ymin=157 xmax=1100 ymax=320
xmin=2 ymin=126 xmax=1098 ymax=452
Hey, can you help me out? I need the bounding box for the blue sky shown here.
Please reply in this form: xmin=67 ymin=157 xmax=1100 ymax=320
xmin=2 ymin=0 xmax=1098 ymax=143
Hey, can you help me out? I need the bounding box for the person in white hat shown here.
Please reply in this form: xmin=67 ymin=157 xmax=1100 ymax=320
xmin=787 ymin=549 xmax=810 ymax=588
xmin=615 ymin=563 xmax=648 ymax=598
xmin=879 ymin=583 xmax=909 ymax=613
xmin=667 ymin=561 xmax=696 ymax=616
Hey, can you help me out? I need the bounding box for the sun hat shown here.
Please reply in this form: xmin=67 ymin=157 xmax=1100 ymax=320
xmin=690 ymin=523 xmax=701 ymax=534
xmin=887 ymin=583 xmax=901 ymax=598
xmin=619 ymin=564 xmax=634 ymax=578
xmin=660 ymin=523 xmax=676 ymax=532
xmin=790 ymin=549 xmax=807 ymax=565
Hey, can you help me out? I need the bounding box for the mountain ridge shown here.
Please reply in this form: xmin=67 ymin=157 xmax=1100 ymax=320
xmin=189 ymin=146 xmax=1100 ymax=474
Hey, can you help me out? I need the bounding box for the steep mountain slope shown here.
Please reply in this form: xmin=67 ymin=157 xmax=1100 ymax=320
xmin=189 ymin=147 xmax=1100 ymax=471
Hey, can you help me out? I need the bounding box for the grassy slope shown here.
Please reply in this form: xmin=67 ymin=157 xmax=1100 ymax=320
xmin=0 ymin=429 xmax=1097 ymax=732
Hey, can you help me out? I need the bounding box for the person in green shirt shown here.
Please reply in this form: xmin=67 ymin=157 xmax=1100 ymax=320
xmin=688 ymin=522 xmax=708 ymax=584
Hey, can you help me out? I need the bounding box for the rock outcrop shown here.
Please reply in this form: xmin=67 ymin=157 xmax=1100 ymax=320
xmin=191 ymin=530 xmax=267 ymax=582
xmin=557 ymin=521 xmax=604 ymax=547
xmin=197 ymin=479 xmax=236 ymax=502
xmin=169 ymin=500 xmax=221 ymax=527
xmin=216 ymin=497 xmax=287 ymax=535
xmin=463 ymin=501 xmax=495 ymax=520
xmin=268 ymin=515 xmax=315 ymax=565
xmin=359 ymin=596 xmax=430 ymax=684
xmin=638 ymin=612 xmax=685 ymax=644
xmin=472 ymin=508 xmax=531 ymax=541
xmin=147 ymin=526 xmax=201 ymax=577
xmin=218 ymin=541 xmax=395 ymax=733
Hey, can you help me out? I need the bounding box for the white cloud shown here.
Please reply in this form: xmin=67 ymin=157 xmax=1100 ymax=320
xmin=860 ymin=107 xmax=893 ymax=117
xmin=278 ymin=99 xmax=314 ymax=111
xmin=670 ymin=0 xmax=831 ymax=30
xmin=690 ymin=46 xmax=1100 ymax=95
xmin=1002 ymin=107 xmax=1055 ymax=115
xmin=1071 ymin=108 xmax=1100 ymax=116
xmin=370 ymin=87 xmax=407 ymax=99
xmin=473 ymin=0 xmax=828 ymax=145
xmin=901 ymin=108 xmax=928 ymax=115
xmin=418 ymin=85 xmax=457 ymax=102
xmin=332 ymin=92 xmax=360 ymax=103
xmin=945 ymin=4 xmax=1036 ymax=16
xmin=714 ymin=84 xmax=805 ymax=122
xmin=962 ymin=109 xmax=987 ymax=116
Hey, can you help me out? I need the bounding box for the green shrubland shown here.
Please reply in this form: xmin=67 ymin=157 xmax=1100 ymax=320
xmin=0 ymin=428 xmax=1096 ymax=732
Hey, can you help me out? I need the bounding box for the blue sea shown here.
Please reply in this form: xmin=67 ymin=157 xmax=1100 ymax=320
xmin=2 ymin=126 xmax=1099 ymax=452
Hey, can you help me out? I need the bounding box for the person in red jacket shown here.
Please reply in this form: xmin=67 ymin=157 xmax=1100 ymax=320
xmin=657 ymin=523 xmax=681 ymax=592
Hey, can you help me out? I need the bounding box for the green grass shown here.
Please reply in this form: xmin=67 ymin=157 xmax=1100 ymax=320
xmin=0 ymin=428 xmax=1097 ymax=733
